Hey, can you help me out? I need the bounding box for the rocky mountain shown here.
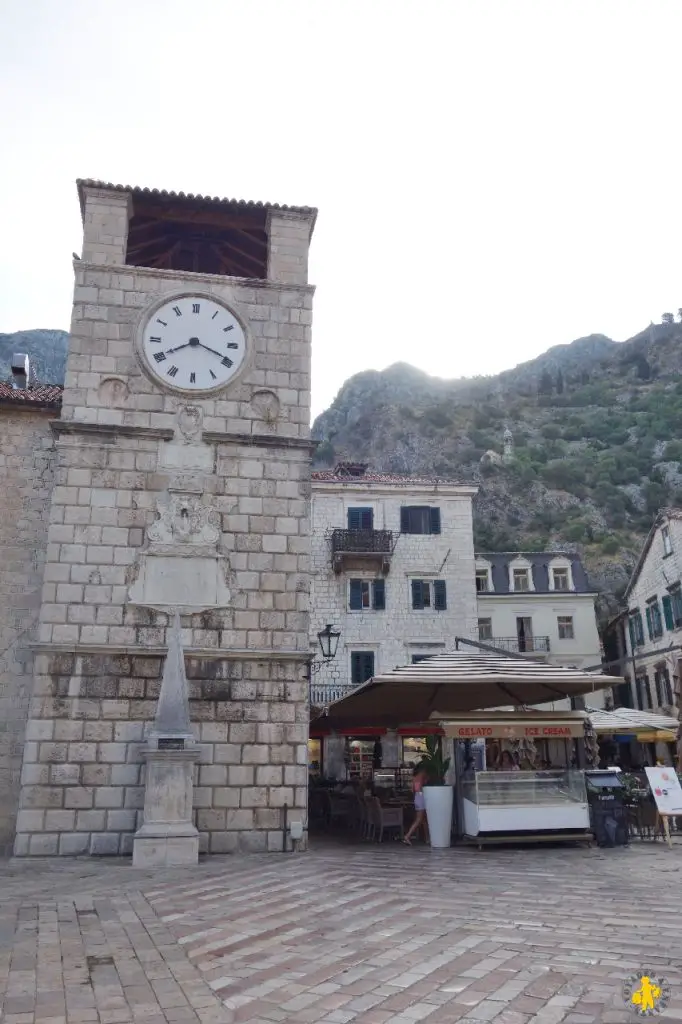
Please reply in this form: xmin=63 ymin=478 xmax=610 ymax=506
xmin=313 ymin=320 xmax=682 ymax=618
xmin=0 ymin=330 xmax=69 ymax=385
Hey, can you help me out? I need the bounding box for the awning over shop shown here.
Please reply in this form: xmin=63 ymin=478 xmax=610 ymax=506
xmin=441 ymin=710 xmax=586 ymax=740
xmin=587 ymin=706 xmax=679 ymax=742
xmin=322 ymin=649 xmax=617 ymax=730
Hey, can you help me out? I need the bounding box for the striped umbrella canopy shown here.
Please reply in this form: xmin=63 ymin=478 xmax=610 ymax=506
xmin=319 ymin=649 xmax=618 ymax=729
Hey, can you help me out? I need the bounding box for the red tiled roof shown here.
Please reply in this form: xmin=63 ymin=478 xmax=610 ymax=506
xmin=0 ymin=382 xmax=63 ymax=408
xmin=77 ymin=179 xmax=317 ymax=219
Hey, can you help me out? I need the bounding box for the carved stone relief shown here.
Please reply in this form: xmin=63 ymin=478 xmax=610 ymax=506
xmin=97 ymin=376 xmax=129 ymax=406
xmin=251 ymin=389 xmax=280 ymax=427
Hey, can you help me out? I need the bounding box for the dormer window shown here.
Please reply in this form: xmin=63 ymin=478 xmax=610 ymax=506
xmin=512 ymin=568 xmax=530 ymax=592
xmin=662 ymin=525 xmax=673 ymax=556
xmin=476 ymin=569 xmax=491 ymax=593
xmin=552 ymin=568 xmax=570 ymax=591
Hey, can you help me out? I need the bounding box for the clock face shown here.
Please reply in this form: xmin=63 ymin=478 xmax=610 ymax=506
xmin=140 ymin=296 xmax=247 ymax=392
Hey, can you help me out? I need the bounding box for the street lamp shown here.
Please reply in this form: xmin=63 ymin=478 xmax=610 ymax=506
xmin=307 ymin=623 xmax=341 ymax=679
xmin=317 ymin=623 xmax=341 ymax=661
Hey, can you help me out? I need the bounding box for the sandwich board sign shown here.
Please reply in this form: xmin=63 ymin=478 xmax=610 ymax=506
xmin=645 ymin=767 xmax=682 ymax=847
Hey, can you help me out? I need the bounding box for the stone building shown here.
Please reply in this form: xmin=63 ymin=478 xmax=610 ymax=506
xmin=2 ymin=179 xmax=317 ymax=856
xmin=622 ymin=508 xmax=682 ymax=716
xmin=309 ymin=463 xmax=479 ymax=704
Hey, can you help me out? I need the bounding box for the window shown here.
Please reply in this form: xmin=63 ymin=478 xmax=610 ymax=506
xmin=475 ymin=569 xmax=490 ymax=593
xmin=645 ymin=599 xmax=663 ymax=640
xmin=636 ymin=674 xmax=652 ymax=710
xmin=662 ymin=525 xmax=673 ymax=556
xmin=654 ymin=665 xmax=673 ymax=706
xmin=347 ymin=507 xmax=373 ymax=531
xmin=478 ymin=617 xmax=493 ymax=641
xmin=552 ymin=567 xmax=570 ymax=591
xmin=628 ymin=610 xmax=645 ymax=648
xmin=512 ymin=568 xmax=530 ymax=592
xmin=557 ymin=616 xmax=574 ymax=640
xmin=411 ymin=579 xmax=447 ymax=610
xmin=349 ymin=579 xmax=385 ymax=611
xmin=400 ymin=506 xmax=441 ymax=535
xmin=669 ymin=585 xmax=682 ymax=626
xmin=351 ymin=651 xmax=375 ymax=686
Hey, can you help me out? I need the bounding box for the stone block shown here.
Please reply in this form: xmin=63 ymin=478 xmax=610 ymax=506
xmin=82 ymin=763 xmax=111 ymax=785
xmin=226 ymin=809 xmax=254 ymax=830
xmin=240 ymin=787 xmax=269 ymax=808
xmin=228 ymin=765 xmax=254 ymax=786
xmin=199 ymin=765 xmax=228 ymax=786
xmin=255 ymin=808 xmax=283 ymax=830
xmin=90 ymin=832 xmax=121 ymax=856
xmin=209 ymin=831 xmax=239 ymax=853
xmin=68 ymin=742 xmax=98 ymax=762
xmin=98 ymin=742 xmax=127 ymax=762
xmin=64 ymin=787 xmax=94 ymax=810
xmin=110 ymin=764 xmax=141 ymax=786
xmin=256 ymin=765 xmax=283 ymax=786
xmin=15 ymin=810 xmax=44 ymax=832
xmin=28 ymin=833 xmax=59 ymax=855
xmin=59 ymin=832 xmax=89 ymax=855
xmin=213 ymin=787 xmax=240 ymax=807
xmin=213 ymin=744 xmax=241 ymax=764
xmin=107 ymin=809 xmax=136 ymax=831
xmin=94 ymin=787 xmax=124 ymax=808
xmin=44 ymin=809 xmax=76 ymax=831
xmin=238 ymin=830 xmax=268 ymax=852
xmin=76 ymin=809 xmax=107 ymax=831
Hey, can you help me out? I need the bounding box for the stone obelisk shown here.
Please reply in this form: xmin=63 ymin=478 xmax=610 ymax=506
xmin=132 ymin=612 xmax=200 ymax=867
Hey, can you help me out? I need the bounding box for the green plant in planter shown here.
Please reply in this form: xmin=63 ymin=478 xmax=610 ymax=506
xmin=420 ymin=736 xmax=451 ymax=785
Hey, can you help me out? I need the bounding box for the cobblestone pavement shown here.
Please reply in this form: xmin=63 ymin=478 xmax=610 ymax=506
xmin=1 ymin=840 xmax=682 ymax=1024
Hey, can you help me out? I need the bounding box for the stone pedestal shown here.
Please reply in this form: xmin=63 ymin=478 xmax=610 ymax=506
xmin=132 ymin=746 xmax=200 ymax=867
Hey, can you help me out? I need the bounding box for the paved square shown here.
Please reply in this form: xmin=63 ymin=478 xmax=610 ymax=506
xmin=1 ymin=840 xmax=682 ymax=1023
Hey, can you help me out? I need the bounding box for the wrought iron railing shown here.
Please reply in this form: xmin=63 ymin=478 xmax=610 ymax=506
xmin=481 ymin=636 xmax=551 ymax=654
xmin=331 ymin=528 xmax=393 ymax=554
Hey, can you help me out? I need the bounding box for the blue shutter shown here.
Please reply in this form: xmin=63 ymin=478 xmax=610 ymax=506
xmin=663 ymin=595 xmax=674 ymax=630
xmin=645 ymin=605 xmax=654 ymax=641
xmin=361 ymin=508 xmax=373 ymax=530
xmin=411 ymin=580 xmax=424 ymax=609
xmin=349 ymin=580 xmax=363 ymax=610
xmin=372 ymin=579 xmax=385 ymax=610
xmin=400 ymin=507 xmax=410 ymax=533
xmin=434 ymin=580 xmax=447 ymax=611
xmin=655 ymin=671 xmax=663 ymax=706
xmin=363 ymin=652 xmax=375 ymax=681
xmin=348 ymin=508 xmax=361 ymax=530
xmin=430 ymin=507 xmax=441 ymax=534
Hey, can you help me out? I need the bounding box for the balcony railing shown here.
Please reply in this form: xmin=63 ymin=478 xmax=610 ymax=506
xmin=310 ymin=683 xmax=354 ymax=706
xmin=481 ymin=636 xmax=551 ymax=655
xmin=331 ymin=528 xmax=393 ymax=573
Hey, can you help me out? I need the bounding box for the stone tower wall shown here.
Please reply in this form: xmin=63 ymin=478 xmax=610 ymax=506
xmin=15 ymin=186 xmax=315 ymax=855
xmin=0 ymin=407 xmax=56 ymax=853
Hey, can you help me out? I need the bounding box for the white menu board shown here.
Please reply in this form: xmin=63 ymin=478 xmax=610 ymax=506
xmin=645 ymin=767 xmax=682 ymax=816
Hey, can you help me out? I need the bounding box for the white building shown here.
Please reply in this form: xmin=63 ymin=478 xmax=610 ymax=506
xmin=310 ymin=464 xmax=478 ymax=704
xmin=474 ymin=551 xmax=605 ymax=707
xmin=622 ymin=509 xmax=682 ymax=715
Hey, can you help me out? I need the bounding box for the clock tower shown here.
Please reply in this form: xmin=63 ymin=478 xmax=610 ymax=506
xmin=15 ymin=180 xmax=316 ymax=857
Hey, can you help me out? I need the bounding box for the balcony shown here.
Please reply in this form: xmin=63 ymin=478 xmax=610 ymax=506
xmin=310 ymin=682 xmax=354 ymax=706
xmin=482 ymin=636 xmax=551 ymax=657
xmin=331 ymin=528 xmax=393 ymax=574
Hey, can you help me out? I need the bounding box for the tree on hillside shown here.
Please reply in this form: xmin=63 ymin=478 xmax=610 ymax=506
xmin=556 ymin=369 xmax=564 ymax=394
xmin=635 ymin=355 xmax=652 ymax=380
xmin=538 ymin=369 xmax=553 ymax=395
xmin=662 ymin=312 xmax=675 ymax=325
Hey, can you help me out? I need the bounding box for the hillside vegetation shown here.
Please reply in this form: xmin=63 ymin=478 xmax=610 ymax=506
xmin=313 ymin=320 xmax=682 ymax=615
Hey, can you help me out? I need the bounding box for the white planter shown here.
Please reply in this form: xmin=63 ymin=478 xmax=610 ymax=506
xmin=423 ymin=786 xmax=453 ymax=848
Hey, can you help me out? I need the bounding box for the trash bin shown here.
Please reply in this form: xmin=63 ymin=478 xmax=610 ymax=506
xmin=585 ymin=770 xmax=630 ymax=847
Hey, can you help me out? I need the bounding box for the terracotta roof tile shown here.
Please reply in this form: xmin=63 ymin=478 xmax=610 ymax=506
xmin=311 ymin=469 xmax=467 ymax=486
xmin=77 ymin=179 xmax=317 ymax=219
xmin=0 ymin=382 xmax=63 ymax=408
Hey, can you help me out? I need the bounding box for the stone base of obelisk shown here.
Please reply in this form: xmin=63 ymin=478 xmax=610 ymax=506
xmin=132 ymin=748 xmax=199 ymax=868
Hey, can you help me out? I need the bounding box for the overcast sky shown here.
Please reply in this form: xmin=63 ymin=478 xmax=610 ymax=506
xmin=2 ymin=0 xmax=682 ymax=418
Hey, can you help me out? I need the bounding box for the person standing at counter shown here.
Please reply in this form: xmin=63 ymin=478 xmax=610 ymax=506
xmin=498 ymin=750 xmax=520 ymax=772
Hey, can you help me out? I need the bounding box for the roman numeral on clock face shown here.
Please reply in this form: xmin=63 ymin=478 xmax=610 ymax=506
xmin=173 ymin=306 xmax=182 ymax=317
xmin=190 ymin=372 xmax=196 ymax=384
xmin=209 ymin=370 xmax=217 ymax=380
xmin=192 ymin=303 xmax=200 ymax=314
xmin=221 ymin=356 xmax=233 ymax=368
xmin=226 ymin=342 xmax=238 ymax=349
xmin=156 ymin=319 xmax=167 ymax=327
xmin=154 ymin=351 xmax=166 ymax=363
xmin=223 ymin=325 xmax=234 ymax=332
xmin=149 ymin=336 xmax=162 ymax=344
xmin=167 ymin=365 xmax=179 ymax=377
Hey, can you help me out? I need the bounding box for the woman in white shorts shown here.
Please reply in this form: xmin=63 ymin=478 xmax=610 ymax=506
xmin=403 ymin=764 xmax=428 ymax=845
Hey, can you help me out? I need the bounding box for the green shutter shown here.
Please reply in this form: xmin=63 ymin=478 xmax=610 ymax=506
xmin=349 ymin=580 xmax=363 ymax=610
xmin=663 ymin=595 xmax=674 ymax=630
xmin=400 ymin=507 xmax=410 ymax=532
xmin=434 ymin=580 xmax=447 ymax=610
xmin=645 ymin=605 xmax=653 ymax=640
xmin=348 ymin=507 xmax=373 ymax=530
xmin=430 ymin=508 xmax=441 ymax=534
xmin=411 ymin=579 xmax=424 ymax=609
xmin=628 ymin=616 xmax=636 ymax=651
xmin=372 ymin=579 xmax=385 ymax=610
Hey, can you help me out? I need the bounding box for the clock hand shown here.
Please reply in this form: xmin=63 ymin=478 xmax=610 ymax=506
xmin=165 ymin=342 xmax=191 ymax=354
xmin=198 ymin=342 xmax=228 ymax=359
